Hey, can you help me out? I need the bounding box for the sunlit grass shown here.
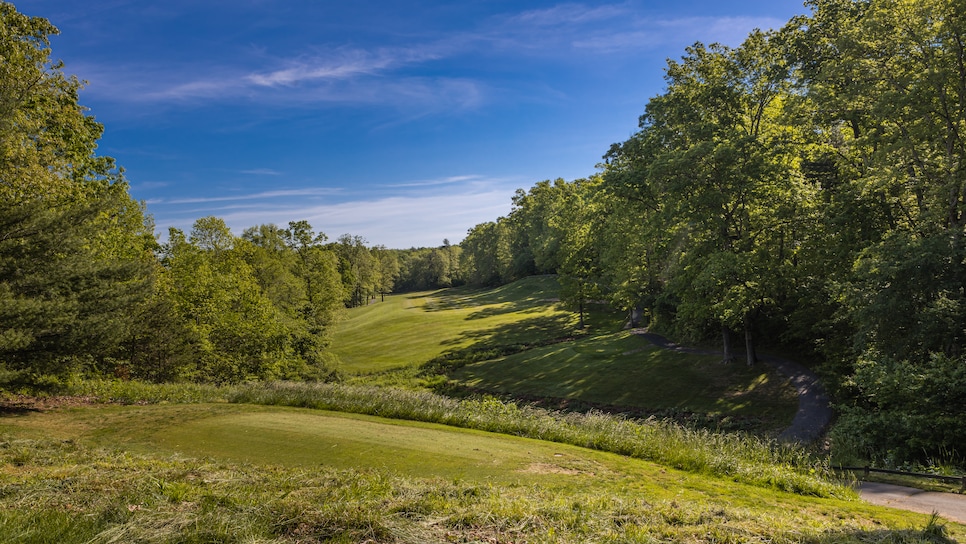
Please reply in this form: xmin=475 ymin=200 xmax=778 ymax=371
xmin=1 ymin=412 xmax=961 ymax=543
xmin=223 ymin=381 xmax=839 ymax=498
xmin=329 ymin=276 xmax=578 ymax=374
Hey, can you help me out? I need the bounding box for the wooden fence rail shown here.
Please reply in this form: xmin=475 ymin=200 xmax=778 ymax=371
xmin=835 ymin=466 xmax=966 ymax=492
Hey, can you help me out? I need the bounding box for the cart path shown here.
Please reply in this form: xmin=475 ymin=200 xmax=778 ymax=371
xmin=631 ymin=329 xmax=832 ymax=443
xmin=631 ymin=330 xmax=966 ymax=522
xmin=858 ymin=482 xmax=966 ymax=525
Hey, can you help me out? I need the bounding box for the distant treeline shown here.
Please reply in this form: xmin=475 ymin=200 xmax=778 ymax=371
xmin=3 ymin=0 xmax=966 ymax=465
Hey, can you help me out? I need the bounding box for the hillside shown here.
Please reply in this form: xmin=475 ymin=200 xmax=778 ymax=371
xmin=330 ymin=276 xmax=797 ymax=434
xmin=329 ymin=276 xmax=579 ymax=374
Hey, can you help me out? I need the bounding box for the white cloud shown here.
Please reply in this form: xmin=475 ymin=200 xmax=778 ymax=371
xmin=566 ymin=15 xmax=788 ymax=52
xmin=385 ymin=175 xmax=487 ymax=188
xmin=507 ymin=3 xmax=629 ymax=27
xmin=240 ymin=168 xmax=283 ymax=176
xmin=151 ymin=182 xmax=518 ymax=248
xmin=154 ymin=187 xmax=341 ymax=205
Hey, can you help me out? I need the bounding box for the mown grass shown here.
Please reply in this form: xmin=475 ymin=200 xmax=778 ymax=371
xmin=225 ymin=381 xmax=840 ymax=497
xmin=329 ymin=276 xmax=580 ymax=374
xmin=447 ymin=330 xmax=797 ymax=432
xmin=1 ymin=420 xmax=962 ymax=543
xmin=3 ymin=277 xmax=954 ymax=541
xmin=331 ymin=276 xmax=798 ymax=434
xmin=10 ymin=378 xmax=826 ymax=496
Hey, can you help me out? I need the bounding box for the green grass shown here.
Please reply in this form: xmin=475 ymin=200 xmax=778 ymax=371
xmin=2 ymin=277 xmax=953 ymax=541
xmin=1 ymin=403 xmax=659 ymax=484
xmin=329 ymin=276 xmax=580 ymax=374
xmin=223 ymin=382 xmax=836 ymax=495
xmin=331 ymin=276 xmax=797 ymax=434
xmin=1 ymin=401 xmax=963 ymax=543
xmin=41 ymin=379 xmax=824 ymax=495
xmin=449 ymin=330 xmax=798 ymax=433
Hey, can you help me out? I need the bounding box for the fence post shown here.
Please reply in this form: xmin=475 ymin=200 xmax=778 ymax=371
xmin=961 ymin=476 xmax=965 ymax=493
xmin=864 ymin=466 xmax=870 ymax=478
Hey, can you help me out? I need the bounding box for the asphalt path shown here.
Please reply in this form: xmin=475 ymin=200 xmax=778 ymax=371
xmin=631 ymin=329 xmax=966 ymax=524
xmin=858 ymin=482 xmax=966 ymax=524
xmin=631 ymin=329 xmax=832 ymax=442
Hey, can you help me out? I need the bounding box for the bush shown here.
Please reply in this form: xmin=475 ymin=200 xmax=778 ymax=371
xmin=831 ymin=353 xmax=966 ymax=467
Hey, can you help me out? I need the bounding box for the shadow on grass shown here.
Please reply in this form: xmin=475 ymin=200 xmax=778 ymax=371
xmin=421 ymin=311 xmax=797 ymax=434
xmin=0 ymin=396 xmax=49 ymax=416
xmin=420 ymin=276 xmax=562 ymax=318
xmin=439 ymin=313 xmax=577 ymax=349
xmin=0 ymin=405 xmax=39 ymax=417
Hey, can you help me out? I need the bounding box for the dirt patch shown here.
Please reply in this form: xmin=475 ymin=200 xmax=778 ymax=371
xmin=0 ymin=394 xmax=100 ymax=415
xmin=519 ymin=462 xmax=585 ymax=476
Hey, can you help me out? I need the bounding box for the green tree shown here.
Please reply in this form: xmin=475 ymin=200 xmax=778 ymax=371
xmin=0 ymin=3 xmax=154 ymax=377
xmin=788 ymin=0 xmax=966 ymax=463
xmin=604 ymin=32 xmax=812 ymax=364
xmin=283 ymin=221 xmax=344 ymax=368
xmin=371 ymin=245 xmax=400 ymax=300
xmin=332 ymin=234 xmax=378 ymax=307
xmin=460 ymin=220 xmax=512 ymax=286
xmin=552 ymin=177 xmax=606 ymax=329
xmin=162 ymin=219 xmax=292 ymax=382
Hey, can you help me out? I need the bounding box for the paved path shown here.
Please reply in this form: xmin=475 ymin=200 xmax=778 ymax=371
xmin=858 ymin=482 xmax=966 ymax=524
xmin=632 ymin=330 xmax=966 ymax=522
xmin=631 ymin=329 xmax=832 ymax=442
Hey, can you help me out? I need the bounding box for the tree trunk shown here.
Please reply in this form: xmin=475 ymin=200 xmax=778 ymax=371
xmin=578 ymin=299 xmax=585 ymax=329
xmin=743 ymin=313 xmax=757 ymax=366
xmin=722 ymin=325 xmax=736 ymax=364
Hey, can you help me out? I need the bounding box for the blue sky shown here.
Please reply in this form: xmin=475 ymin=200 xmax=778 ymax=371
xmin=18 ymin=0 xmax=809 ymax=248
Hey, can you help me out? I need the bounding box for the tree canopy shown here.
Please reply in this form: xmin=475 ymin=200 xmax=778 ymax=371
xmin=456 ymin=0 xmax=966 ymax=465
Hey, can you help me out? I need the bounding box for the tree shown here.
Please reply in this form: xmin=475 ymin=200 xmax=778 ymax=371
xmin=783 ymin=0 xmax=966 ymax=463
xmin=162 ymin=221 xmax=292 ymax=382
xmin=332 ymin=234 xmax=378 ymax=307
xmin=0 ymin=3 xmax=155 ymax=377
xmin=603 ymin=32 xmax=813 ymax=365
xmin=283 ymin=221 xmax=344 ymax=362
xmin=460 ymin=220 xmax=512 ymax=286
xmin=552 ymin=177 xmax=606 ymax=329
xmin=371 ymin=245 xmax=399 ymax=300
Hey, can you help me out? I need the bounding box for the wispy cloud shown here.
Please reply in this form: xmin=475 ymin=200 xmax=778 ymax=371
xmin=240 ymin=168 xmax=283 ymax=176
xmin=151 ymin=179 xmax=520 ymax=248
xmin=507 ymin=3 xmax=629 ymax=27
xmin=134 ymin=181 xmax=170 ymax=190
xmin=75 ymin=3 xmax=789 ymax=114
xmin=154 ymin=187 xmax=340 ymax=205
xmin=245 ymin=47 xmax=440 ymax=87
xmin=384 ymin=175 xmax=488 ymax=188
xmin=488 ymin=6 xmax=789 ymax=53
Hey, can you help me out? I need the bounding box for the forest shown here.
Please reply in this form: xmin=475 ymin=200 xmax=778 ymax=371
xmin=3 ymin=0 xmax=966 ymax=468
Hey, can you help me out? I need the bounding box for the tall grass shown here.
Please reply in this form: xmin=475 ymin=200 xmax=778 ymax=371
xmin=227 ymin=381 xmax=847 ymax=499
xmin=66 ymin=378 xmax=230 ymax=404
xmin=1 ymin=436 xmax=949 ymax=543
xmin=55 ymin=378 xmax=843 ymax=497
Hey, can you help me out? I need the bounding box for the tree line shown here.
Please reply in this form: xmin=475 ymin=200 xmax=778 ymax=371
xmin=0 ymin=3 xmax=464 ymax=384
xmin=3 ymin=0 xmax=965 ymax=464
xmin=457 ymin=0 xmax=966 ymax=465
